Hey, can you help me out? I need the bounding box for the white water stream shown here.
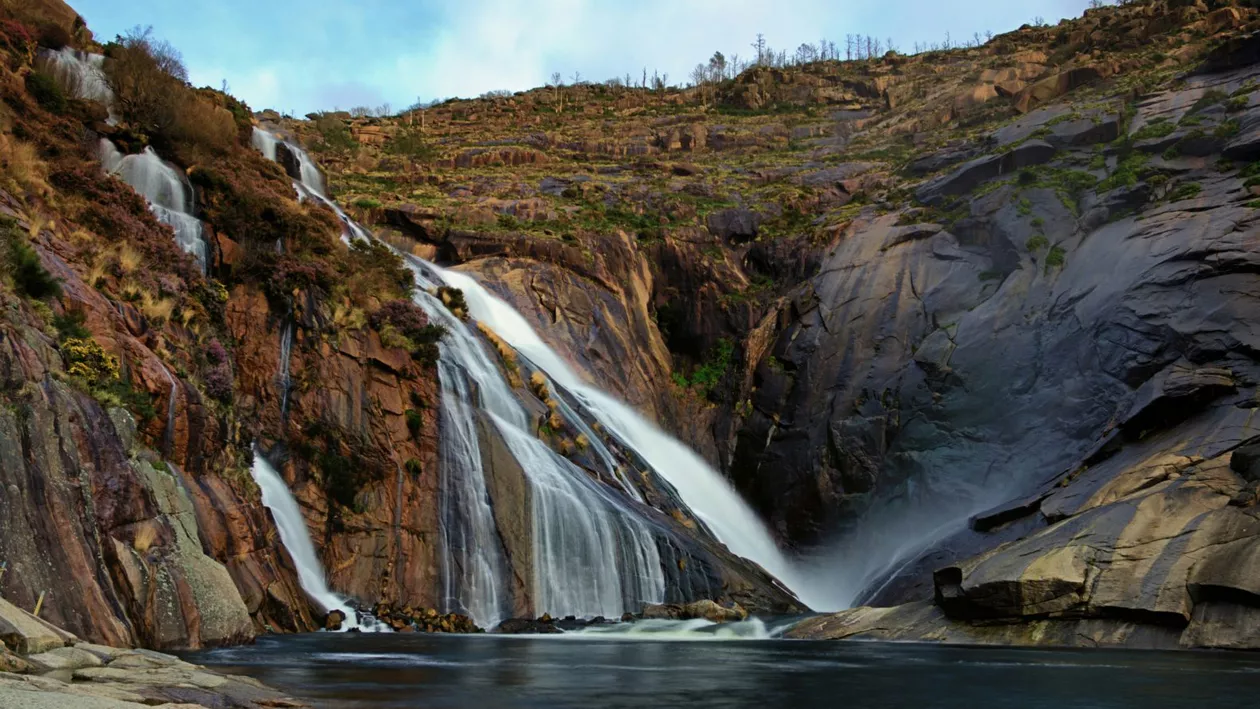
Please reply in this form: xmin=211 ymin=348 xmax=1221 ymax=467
xmin=250 ymin=130 xmax=832 ymax=629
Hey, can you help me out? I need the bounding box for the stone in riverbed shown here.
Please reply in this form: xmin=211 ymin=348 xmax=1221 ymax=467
xmin=324 ymin=610 xmax=347 ymax=632
xmin=641 ymin=600 xmax=748 ymax=623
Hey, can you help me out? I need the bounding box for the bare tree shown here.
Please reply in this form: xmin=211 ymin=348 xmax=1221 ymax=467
xmin=751 ymin=33 xmax=768 ymax=65
xmin=571 ymin=70 xmax=583 ymax=85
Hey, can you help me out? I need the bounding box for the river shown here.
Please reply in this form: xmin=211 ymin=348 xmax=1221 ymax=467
xmin=186 ymin=630 xmax=1260 ymax=708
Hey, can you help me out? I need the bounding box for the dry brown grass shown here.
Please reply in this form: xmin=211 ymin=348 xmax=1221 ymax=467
xmin=117 ymin=243 xmax=142 ymax=273
xmin=132 ymin=522 xmax=159 ymax=553
xmin=0 ymin=133 xmax=52 ymax=200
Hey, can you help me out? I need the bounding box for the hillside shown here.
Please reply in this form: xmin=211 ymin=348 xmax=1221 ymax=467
xmin=281 ymin=0 xmax=1260 ymax=647
xmin=1 ymin=0 xmax=1260 ymax=663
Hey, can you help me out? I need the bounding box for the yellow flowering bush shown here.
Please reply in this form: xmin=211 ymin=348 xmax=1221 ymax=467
xmin=62 ymin=337 xmax=120 ymax=385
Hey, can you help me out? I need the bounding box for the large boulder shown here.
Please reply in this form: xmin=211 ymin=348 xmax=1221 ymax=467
xmin=0 ymin=598 xmax=75 ymax=655
xmin=707 ymin=208 xmax=764 ymax=243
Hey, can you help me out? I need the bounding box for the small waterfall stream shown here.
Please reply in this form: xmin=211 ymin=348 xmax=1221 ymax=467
xmin=38 ymin=47 xmax=115 ymax=118
xmin=250 ymin=451 xmax=365 ymax=631
xmin=250 ymin=129 xmax=822 ymax=627
xmin=98 ymin=140 xmax=209 ymax=271
xmin=278 ymin=319 xmax=294 ymax=421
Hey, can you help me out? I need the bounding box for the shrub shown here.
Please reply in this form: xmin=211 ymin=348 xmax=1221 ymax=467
xmin=405 ymin=408 xmax=422 ymax=437
xmin=62 ymin=337 xmax=119 ymax=384
xmin=25 ymin=70 xmax=66 ymax=113
xmin=1026 ymin=234 xmax=1049 ymax=251
xmin=1167 ymin=182 xmax=1202 ymax=202
xmin=203 ymin=361 xmax=233 ymax=401
xmin=0 ymin=19 xmax=36 ymax=62
xmin=372 ymin=299 xmax=446 ymax=363
xmin=206 ymin=338 xmax=228 ymax=364
xmin=405 ymin=458 xmax=423 ymax=477
xmin=104 ymin=26 xmax=188 ymax=136
xmin=313 ymin=117 xmax=357 ymax=153
xmin=6 ymin=230 xmax=61 ymax=299
xmin=53 ymin=310 xmax=91 ymax=340
xmin=1045 ymin=245 xmax=1066 ymax=269
xmin=386 ymin=126 xmax=437 ymax=161
xmin=438 ymin=287 xmax=467 ymax=319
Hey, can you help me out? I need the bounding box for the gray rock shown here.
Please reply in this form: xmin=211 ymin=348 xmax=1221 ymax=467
xmin=27 ymin=646 xmax=104 ymax=672
xmin=915 ymin=140 xmax=1057 ymax=205
xmin=706 ymin=208 xmax=763 ymax=243
xmin=1046 ymin=114 xmax=1120 ymax=148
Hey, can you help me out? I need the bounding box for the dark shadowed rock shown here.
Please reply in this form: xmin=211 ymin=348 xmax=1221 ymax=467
xmin=915 ymin=140 xmax=1057 ymax=205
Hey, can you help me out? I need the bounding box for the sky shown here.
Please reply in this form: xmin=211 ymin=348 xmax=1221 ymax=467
xmin=70 ymin=0 xmax=1097 ymax=116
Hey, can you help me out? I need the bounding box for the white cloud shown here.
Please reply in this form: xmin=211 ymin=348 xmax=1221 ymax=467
xmin=383 ymin=0 xmax=843 ymax=105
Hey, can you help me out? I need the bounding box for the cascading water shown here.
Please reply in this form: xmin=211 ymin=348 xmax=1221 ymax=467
xmin=158 ymin=365 xmax=179 ymax=459
xmin=437 ymin=268 xmax=834 ymax=610
xmin=249 ymin=451 xmax=364 ymax=631
xmin=98 ymin=140 xmax=209 ymax=271
xmin=253 ymin=128 xmax=370 ymax=244
xmin=249 ymin=129 xmax=816 ymax=626
xmin=490 ymin=415 xmax=665 ymax=618
xmin=38 ymin=48 xmax=115 ymax=117
xmin=278 ymin=320 xmax=294 ymax=421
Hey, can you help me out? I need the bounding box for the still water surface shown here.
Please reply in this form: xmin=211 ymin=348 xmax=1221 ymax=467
xmin=186 ymin=628 xmax=1260 ymax=709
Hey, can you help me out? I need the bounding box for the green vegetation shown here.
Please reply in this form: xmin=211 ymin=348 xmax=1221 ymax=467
xmin=1026 ymin=234 xmax=1049 ymax=251
xmin=405 ymin=458 xmax=423 ymax=477
xmin=3 ymin=219 xmax=61 ymax=300
xmin=1098 ymin=152 xmax=1149 ymax=192
xmin=1214 ymin=119 xmax=1241 ymax=139
xmin=405 ymin=408 xmax=422 ymax=437
xmin=1131 ymin=117 xmax=1175 ymax=141
xmin=313 ymin=116 xmax=358 ymax=154
xmin=353 ymin=197 xmax=382 ymax=209
xmin=1167 ymin=181 xmax=1202 ymax=202
xmin=673 ymin=338 xmax=735 ymax=398
xmin=1045 ymin=245 xmax=1066 ymax=270
xmin=1188 ymin=89 xmax=1227 ymax=115
xmin=386 ymin=126 xmax=438 ymax=161
xmin=24 ymin=70 xmax=65 ymax=114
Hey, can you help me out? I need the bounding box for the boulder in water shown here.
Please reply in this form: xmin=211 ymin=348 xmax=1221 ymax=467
xmin=642 ymin=600 xmax=748 ymax=623
xmin=324 ymin=610 xmax=347 ymax=631
xmin=495 ymin=617 xmax=562 ymax=634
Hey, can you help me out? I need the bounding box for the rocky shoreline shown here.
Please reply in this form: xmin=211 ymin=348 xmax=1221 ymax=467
xmin=0 ymin=597 xmax=305 ymax=708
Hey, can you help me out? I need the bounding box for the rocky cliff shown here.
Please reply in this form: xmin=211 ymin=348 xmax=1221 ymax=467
xmin=0 ymin=0 xmax=795 ymax=651
xmin=290 ymin=0 xmax=1260 ymax=648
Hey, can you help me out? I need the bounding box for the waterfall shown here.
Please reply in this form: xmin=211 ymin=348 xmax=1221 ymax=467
xmin=98 ymin=140 xmax=209 ymax=271
xmin=278 ymin=320 xmax=294 ymax=421
xmin=250 ymin=451 xmax=363 ymax=631
xmin=38 ymin=48 xmax=115 ymax=119
xmin=252 ymin=127 xmax=369 ymax=244
xmin=158 ymin=365 xmax=179 ymax=459
xmin=491 ymin=415 xmax=665 ymax=617
xmin=248 ymin=129 xmax=804 ymax=625
xmin=250 ymin=127 xmax=280 ymax=162
xmin=438 ymin=268 xmax=832 ymax=609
